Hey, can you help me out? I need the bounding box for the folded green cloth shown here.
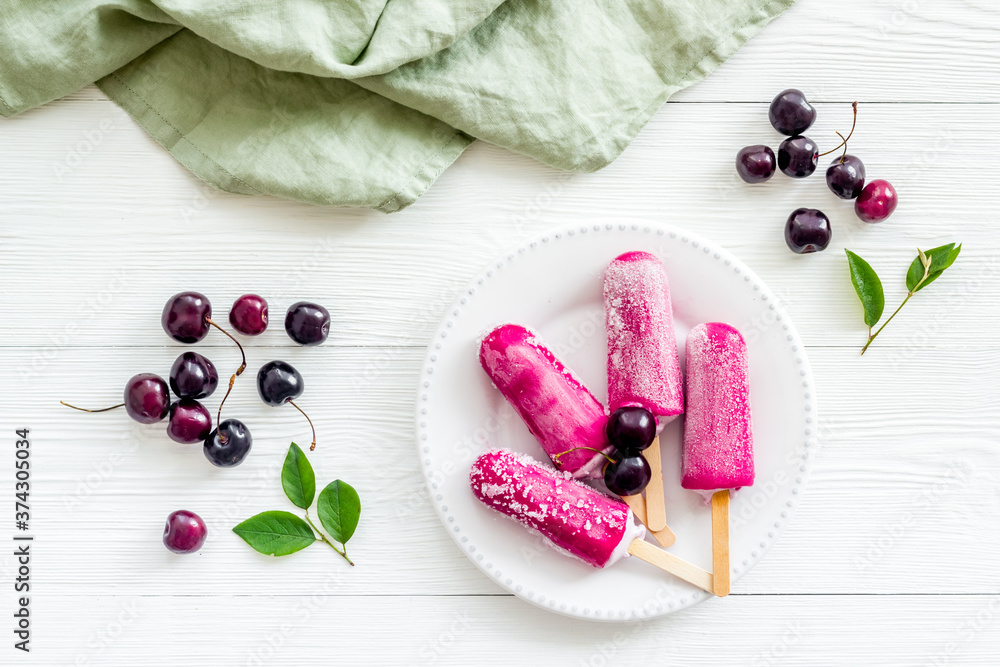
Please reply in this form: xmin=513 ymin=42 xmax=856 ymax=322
xmin=0 ymin=0 xmax=794 ymax=212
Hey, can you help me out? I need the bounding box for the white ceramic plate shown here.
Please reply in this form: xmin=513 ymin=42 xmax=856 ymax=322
xmin=416 ymin=221 xmax=818 ymax=621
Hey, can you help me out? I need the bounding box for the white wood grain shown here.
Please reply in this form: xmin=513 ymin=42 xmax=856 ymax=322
xmin=2 ymin=346 xmax=996 ymax=598
xmin=21 ymin=594 xmax=1000 ymax=666
xmin=1 ymin=0 xmax=998 ymax=663
xmin=0 ymin=101 xmax=996 ymax=351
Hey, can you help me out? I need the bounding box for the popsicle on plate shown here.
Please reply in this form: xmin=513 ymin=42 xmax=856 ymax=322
xmin=470 ymin=449 xmax=712 ymax=590
xmin=605 ymin=251 xmax=684 ymax=419
xmin=681 ymin=322 xmax=755 ymax=597
xmin=479 ymin=324 xmax=612 ymax=479
xmin=604 ymin=251 xmax=683 ymax=532
xmin=681 ymin=322 xmax=755 ymax=493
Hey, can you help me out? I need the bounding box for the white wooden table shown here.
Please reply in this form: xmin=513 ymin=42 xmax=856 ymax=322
xmin=2 ymin=1 xmax=999 ymax=664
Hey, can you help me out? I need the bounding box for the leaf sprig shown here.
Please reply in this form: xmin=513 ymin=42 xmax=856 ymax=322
xmin=845 ymin=243 xmax=962 ymax=355
xmin=234 ymin=443 xmax=360 ymax=565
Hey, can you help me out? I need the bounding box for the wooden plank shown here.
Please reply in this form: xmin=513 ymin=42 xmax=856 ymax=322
xmin=0 ymin=101 xmax=995 ymax=351
xmin=1 ymin=346 xmax=996 ymax=596
xmin=22 ymin=594 xmax=1000 ymax=666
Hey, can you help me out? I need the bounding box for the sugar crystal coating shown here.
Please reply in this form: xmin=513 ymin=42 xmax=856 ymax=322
xmin=681 ymin=322 xmax=755 ymax=491
xmin=605 ymin=251 xmax=684 ymax=417
xmin=469 ymin=449 xmax=642 ymax=568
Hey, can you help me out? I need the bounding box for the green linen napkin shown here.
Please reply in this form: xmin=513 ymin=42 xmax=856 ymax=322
xmin=0 ymin=0 xmax=794 ymax=212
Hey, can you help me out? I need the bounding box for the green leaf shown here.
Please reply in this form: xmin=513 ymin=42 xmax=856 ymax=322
xmin=317 ymin=480 xmax=361 ymax=545
xmin=906 ymin=243 xmax=961 ymax=292
xmin=845 ymin=250 xmax=885 ymax=327
xmin=233 ymin=511 xmax=316 ymax=556
xmin=281 ymin=443 xmax=315 ymax=510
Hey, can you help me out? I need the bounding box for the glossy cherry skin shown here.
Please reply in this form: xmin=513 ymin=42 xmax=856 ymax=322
xmin=826 ymin=155 xmax=866 ymax=199
xmin=257 ymin=360 xmax=304 ymax=406
xmin=603 ymin=454 xmax=652 ymax=496
xmin=166 ymin=399 xmax=212 ymax=444
xmin=163 ymin=510 xmax=207 ymax=554
xmin=736 ymin=145 xmax=776 ymax=184
xmin=123 ymin=373 xmax=170 ymax=424
xmin=162 ymin=292 xmax=212 ymax=344
xmin=606 ymin=407 xmax=656 ymax=453
xmin=229 ymin=294 xmax=268 ymax=336
xmin=203 ymin=419 xmax=253 ymax=468
xmin=778 ymin=136 xmax=819 ymax=178
xmin=169 ymin=351 xmax=219 ymax=399
xmin=284 ymin=302 xmax=330 ymax=346
xmin=769 ymin=89 xmax=816 ymax=136
xmin=785 ymin=208 xmax=832 ymax=254
xmin=855 ymin=179 xmax=898 ymax=223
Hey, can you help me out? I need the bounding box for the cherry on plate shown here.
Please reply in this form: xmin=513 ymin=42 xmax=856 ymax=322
xmin=606 ymin=407 xmax=656 ymax=453
xmin=604 ymin=454 xmax=652 ymax=497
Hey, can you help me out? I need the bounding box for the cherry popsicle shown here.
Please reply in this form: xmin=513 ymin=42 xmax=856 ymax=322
xmin=682 ymin=323 xmax=755 ymax=597
xmin=470 ymin=449 xmax=712 ymax=592
xmin=605 ymin=251 xmax=684 ymax=534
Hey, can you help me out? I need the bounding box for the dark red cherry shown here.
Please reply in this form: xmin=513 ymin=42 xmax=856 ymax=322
xmin=62 ymin=373 xmax=170 ymax=424
xmin=203 ymin=419 xmax=252 ymax=468
xmin=604 ymin=454 xmax=652 ymax=496
xmin=229 ymin=294 xmax=268 ymax=336
xmin=257 ymin=360 xmax=316 ymax=450
xmin=284 ymin=302 xmax=330 ymax=346
xmin=735 ymin=145 xmax=776 ymax=184
xmin=855 ymin=179 xmax=897 ymax=223
xmin=162 ymin=292 xmax=212 ymax=344
xmin=169 ymin=352 xmax=218 ymax=399
xmin=769 ymin=89 xmax=816 ymax=136
xmin=606 ymin=407 xmax=656 ymax=453
xmin=123 ymin=373 xmax=171 ymax=424
xmin=167 ymin=399 xmax=212 ymax=444
xmin=163 ymin=510 xmax=207 ymax=554
xmin=777 ymin=136 xmax=819 ymax=178
xmin=826 ymin=155 xmax=866 ymax=199
xmin=784 ymin=208 xmax=832 ymax=254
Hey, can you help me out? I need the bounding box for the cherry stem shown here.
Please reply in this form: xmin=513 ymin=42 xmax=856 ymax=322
xmin=553 ymin=446 xmax=614 ymax=465
xmin=216 ymin=374 xmax=237 ymax=444
xmin=288 ymin=400 xmax=316 ymax=451
xmin=205 ymin=318 xmax=247 ymax=377
xmin=818 ymin=101 xmax=858 ymax=158
xmin=836 ymin=131 xmax=848 ymax=162
xmin=60 ymin=401 xmax=125 ymax=413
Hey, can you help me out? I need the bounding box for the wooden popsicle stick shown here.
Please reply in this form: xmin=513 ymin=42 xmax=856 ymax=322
xmin=643 ymin=435 xmax=667 ymax=532
xmin=622 ymin=494 xmax=676 ymax=547
xmin=711 ymin=490 xmax=731 ymax=598
xmin=626 ymin=538 xmax=713 ymax=593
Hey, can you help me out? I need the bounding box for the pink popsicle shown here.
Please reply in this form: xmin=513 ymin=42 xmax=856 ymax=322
xmin=604 ymin=251 xmax=684 ymax=418
xmin=681 ymin=322 xmax=755 ymax=492
xmin=469 ymin=449 xmax=644 ymax=568
xmin=479 ymin=324 xmax=611 ymax=479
